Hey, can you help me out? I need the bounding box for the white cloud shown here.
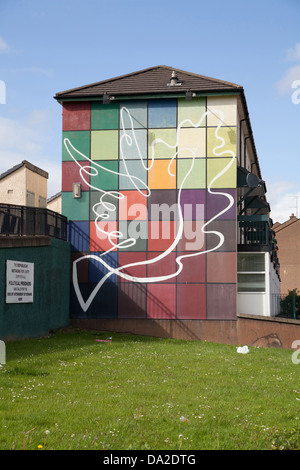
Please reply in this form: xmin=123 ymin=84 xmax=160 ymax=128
xmin=275 ymin=64 xmax=300 ymax=95
xmin=285 ymin=43 xmax=300 ymax=62
xmin=267 ymin=180 xmax=300 ymax=223
xmin=0 ymin=37 xmax=11 ymax=54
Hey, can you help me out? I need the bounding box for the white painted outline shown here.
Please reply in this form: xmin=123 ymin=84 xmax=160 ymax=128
xmin=64 ymin=106 xmax=235 ymax=311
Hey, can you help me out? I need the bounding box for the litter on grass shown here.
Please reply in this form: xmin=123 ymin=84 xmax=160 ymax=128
xmin=237 ymin=345 xmax=249 ymax=354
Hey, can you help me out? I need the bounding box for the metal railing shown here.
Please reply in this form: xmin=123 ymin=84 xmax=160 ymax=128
xmin=0 ymin=203 xmax=68 ymax=241
xmin=237 ymin=215 xmax=270 ymax=246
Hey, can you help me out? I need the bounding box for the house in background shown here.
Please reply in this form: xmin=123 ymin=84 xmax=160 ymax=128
xmin=54 ymin=65 xmax=280 ymax=342
xmin=0 ymin=160 xmax=48 ymax=208
xmin=273 ymin=214 xmax=300 ymax=294
xmin=47 ymin=192 xmax=62 ymax=213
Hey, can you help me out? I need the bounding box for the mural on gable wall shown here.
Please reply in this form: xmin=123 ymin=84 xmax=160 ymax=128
xmin=61 ymin=97 xmax=237 ymax=320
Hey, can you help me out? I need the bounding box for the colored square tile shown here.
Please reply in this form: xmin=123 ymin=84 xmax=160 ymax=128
xmin=148 ymin=128 xmax=177 ymax=159
xmin=148 ymin=99 xmax=177 ymax=128
xmin=147 ymin=251 xmax=177 ymax=283
xmin=177 ymin=252 xmax=206 ymax=283
xmin=119 ymin=101 xmax=147 ymax=129
xmin=148 ymin=159 xmax=176 ymax=190
xmin=63 ymin=102 xmax=91 ymax=131
xmin=88 ymin=282 xmax=118 ymax=318
xmin=90 ymin=220 xmax=118 ymax=252
xmin=118 ymin=283 xmax=147 ymax=318
xmin=68 ymin=221 xmax=89 ymax=252
xmin=207 ymin=158 xmax=236 ymax=189
xmin=62 ymin=161 xmax=90 ymax=192
xmin=207 ymin=96 xmax=237 ymax=127
xmin=148 ymin=221 xmax=176 ymax=251
xmin=120 ymin=129 xmax=147 ymax=160
xmin=177 ymin=159 xmax=206 ymax=189
xmin=206 ymin=283 xmax=236 ymax=320
xmin=206 ymin=220 xmax=237 ymax=252
xmin=177 ymin=220 xmax=205 ymax=252
xmin=89 ymin=160 xmax=119 ymax=191
xmin=89 ymin=251 xmax=118 ymax=283
xmin=207 ymin=127 xmax=237 ymax=157
xmin=62 ymin=191 xmax=89 ymax=221
xmin=148 ymin=190 xmax=177 ymax=221
xmin=207 ymin=189 xmax=236 ymax=220
xmin=91 ymin=101 xmax=119 ymax=130
xmin=91 ymin=130 xmax=119 ymax=160
xmin=71 ymin=253 xmax=89 ymax=283
xmin=62 ymin=131 xmax=90 ymax=162
xmin=147 ymin=284 xmax=176 ymax=319
xmin=90 ymin=191 xmax=119 ymax=222
xmin=177 ymin=284 xmax=206 ymax=319
xmin=119 ymin=160 xmax=148 ymax=191
xmin=119 ymin=190 xmax=148 ymax=220
xmin=178 ymin=97 xmax=206 ymax=128
xmin=118 ymin=220 xmax=147 ymax=251
xmin=118 ymin=251 xmax=147 ymax=282
xmin=178 ymin=127 xmax=206 ymax=158
xmin=207 ymin=252 xmax=237 ymax=283
xmin=179 ymin=189 xmax=205 ymax=220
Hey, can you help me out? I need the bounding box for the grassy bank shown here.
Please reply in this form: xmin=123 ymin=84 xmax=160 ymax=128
xmin=0 ymin=329 xmax=299 ymax=450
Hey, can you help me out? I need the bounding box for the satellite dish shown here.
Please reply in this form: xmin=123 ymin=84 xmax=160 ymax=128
xmin=246 ymin=172 xmax=260 ymax=188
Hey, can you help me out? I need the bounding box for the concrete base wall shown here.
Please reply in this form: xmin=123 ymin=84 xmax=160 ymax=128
xmin=71 ymin=314 xmax=300 ymax=350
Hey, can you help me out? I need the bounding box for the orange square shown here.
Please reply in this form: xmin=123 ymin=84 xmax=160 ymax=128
xmin=118 ymin=190 xmax=148 ymax=220
xmin=148 ymin=159 xmax=176 ymax=189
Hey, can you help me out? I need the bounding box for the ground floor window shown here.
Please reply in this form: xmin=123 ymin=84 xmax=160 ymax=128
xmin=237 ymin=253 xmax=266 ymax=293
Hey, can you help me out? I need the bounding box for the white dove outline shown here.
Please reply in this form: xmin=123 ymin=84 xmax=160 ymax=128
xmin=65 ymin=105 xmax=236 ymax=312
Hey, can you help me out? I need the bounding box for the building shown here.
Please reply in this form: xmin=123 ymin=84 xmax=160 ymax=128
xmin=0 ymin=160 xmax=48 ymax=208
xmin=273 ymin=214 xmax=300 ymax=294
xmin=54 ymin=65 xmax=280 ymax=339
xmin=47 ymin=192 xmax=62 ymax=213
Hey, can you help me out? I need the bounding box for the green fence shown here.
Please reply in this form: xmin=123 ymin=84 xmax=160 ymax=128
xmin=0 ymin=237 xmax=70 ymax=341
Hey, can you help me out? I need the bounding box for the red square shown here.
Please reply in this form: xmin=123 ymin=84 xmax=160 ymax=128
xmin=62 ymin=161 xmax=90 ymax=192
xmin=63 ymin=102 xmax=91 ymax=131
xmin=148 ymin=221 xmax=176 ymax=251
xmin=147 ymin=284 xmax=176 ymax=319
xmin=147 ymin=252 xmax=177 ymax=283
xmin=118 ymin=252 xmax=147 ymax=282
xmin=90 ymin=221 xmax=118 ymax=252
xmin=119 ymin=190 xmax=148 ymax=220
xmin=176 ymin=252 xmax=206 ymax=283
xmin=177 ymin=284 xmax=206 ymax=319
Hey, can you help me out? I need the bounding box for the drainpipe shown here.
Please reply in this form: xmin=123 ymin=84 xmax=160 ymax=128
xmin=239 ymin=118 xmax=247 ymax=165
xmin=244 ymin=136 xmax=250 ymax=169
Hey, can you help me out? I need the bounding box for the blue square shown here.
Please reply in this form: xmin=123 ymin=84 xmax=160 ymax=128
xmin=89 ymin=251 xmax=118 ymax=283
xmin=68 ymin=221 xmax=89 ymax=252
xmin=148 ymin=99 xmax=177 ymax=128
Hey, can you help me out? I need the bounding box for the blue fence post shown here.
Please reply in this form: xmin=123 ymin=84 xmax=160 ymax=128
xmin=293 ymin=294 xmax=296 ymax=319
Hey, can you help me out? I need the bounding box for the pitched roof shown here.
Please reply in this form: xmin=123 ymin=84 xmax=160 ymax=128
xmin=0 ymin=160 xmax=48 ymax=181
xmin=54 ymin=65 xmax=243 ymax=100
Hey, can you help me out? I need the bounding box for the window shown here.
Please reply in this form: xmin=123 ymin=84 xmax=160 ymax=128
xmin=26 ymin=190 xmax=35 ymax=207
xmin=237 ymin=253 xmax=265 ymax=293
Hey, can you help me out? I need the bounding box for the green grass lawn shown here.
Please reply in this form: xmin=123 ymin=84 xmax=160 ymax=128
xmin=0 ymin=328 xmax=299 ymax=450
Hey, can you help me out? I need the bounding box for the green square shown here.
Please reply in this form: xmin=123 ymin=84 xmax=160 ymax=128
xmin=178 ymin=97 xmax=206 ymax=127
xmin=207 ymin=157 xmax=237 ymax=189
xmin=61 ymin=191 xmax=89 ymax=221
xmin=207 ymin=127 xmax=237 ymax=157
xmin=91 ymin=130 xmax=119 ymax=160
xmin=91 ymin=102 xmax=119 ymax=130
xmin=177 ymin=159 xmax=206 ymax=189
xmin=62 ymin=131 xmax=90 ymax=162
xmin=148 ymin=129 xmax=177 ymax=159
xmin=90 ymin=160 xmax=119 ymax=190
